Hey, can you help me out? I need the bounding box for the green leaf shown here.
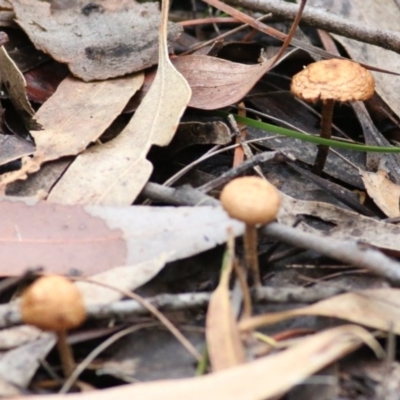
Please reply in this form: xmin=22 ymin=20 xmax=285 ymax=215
xmin=226 ymin=113 xmax=400 ymax=153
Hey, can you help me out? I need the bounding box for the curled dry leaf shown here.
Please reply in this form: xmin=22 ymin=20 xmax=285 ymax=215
xmin=359 ymin=169 xmax=400 ymax=217
xmin=9 ymin=325 xmax=370 ymax=400
xmin=12 ymin=0 xmax=182 ymax=81
xmin=47 ymin=0 xmax=192 ymax=205
xmin=0 ymin=46 xmax=37 ymax=129
xmin=239 ymin=288 xmax=400 ymax=334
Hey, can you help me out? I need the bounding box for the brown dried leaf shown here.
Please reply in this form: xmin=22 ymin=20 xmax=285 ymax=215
xmin=173 ymin=54 xmax=277 ymax=110
xmin=0 ymin=200 xmax=243 ymax=276
xmin=360 ymin=169 xmax=400 ymax=217
xmin=11 ymin=0 xmax=182 ymax=81
xmin=206 ymin=243 xmax=245 ymax=371
xmin=46 ymin=0 xmax=191 ymax=205
xmin=11 ymin=325 xmax=369 ymax=400
xmin=240 ymin=288 xmax=400 ymax=334
xmin=0 ymin=73 xmax=144 ymax=192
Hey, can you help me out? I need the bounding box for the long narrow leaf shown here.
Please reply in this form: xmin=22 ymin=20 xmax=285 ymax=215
xmin=227 ymin=113 xmax=400 ymax=153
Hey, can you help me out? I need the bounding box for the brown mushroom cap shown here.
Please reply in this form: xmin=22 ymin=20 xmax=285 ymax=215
xmin=291 ymin=59 xmax=375 ymax=103
xmin=220 ymin=176 xmax=281 ymax=225
xmin=21 ymin=275 xmax=86 ymax=331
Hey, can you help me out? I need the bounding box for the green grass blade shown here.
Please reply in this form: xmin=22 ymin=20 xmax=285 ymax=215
xmin=226 ymin=113 xmax=400 ymax=153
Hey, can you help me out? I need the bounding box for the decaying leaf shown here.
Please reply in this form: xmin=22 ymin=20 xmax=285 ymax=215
xmin=170 ymin=120 xmax=231 ymax=154
xmin=0 ymin=73 xmax=144 ymax=193
xmin=206 ymin=239 xmax=245 ymax=371
xmin=0 ymin=199 xmax=243 ymax=276
xmin=360 ymin=169 xmax=400 ymax=217
xmin=0 ymin=134 xmax=34 ymax=167
xmin=10 ymin=325 xmax=371 ymax=400
xmin=279 ymin=193 xmax=400 ymax=253
xmin=47 ymin=0 xmax=191 ymax=205
xmin=239 ymin=288 xmax=400 ymax=334
xmin=11 ymin=0 xmax=182 ymax=81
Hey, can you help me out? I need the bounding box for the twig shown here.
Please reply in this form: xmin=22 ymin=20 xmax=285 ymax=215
xmin=224 ymin=0 xmax=400 ymax=54
xmin=262 ymin=223 xmax=400 ymax=284
xmin=143 ymin=181 xmax=400 ymax=284
xmin=0 ymin=286 xmax=345 ymax=330
xmin=197 ymin=150 xmax=295 ymax=193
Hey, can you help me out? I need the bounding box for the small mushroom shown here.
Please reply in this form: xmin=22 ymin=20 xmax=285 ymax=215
xmin=21 ymin=275 xmax=86 ymax=378
xmin=291 ymin=59 xmax=375 ymax=174
xmin=220 ymin=176 xmax=281 ymax=287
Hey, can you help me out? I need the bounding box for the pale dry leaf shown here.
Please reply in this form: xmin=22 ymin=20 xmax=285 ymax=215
xmin=0 ymin=73 xmax=144 ymax=193
xmin=77 ymin=253 xmax=171 ymax=306
xmin=359 ymin=169 xmax=400 ymax=217
xmin=0 ymin=199 xmax=244 ymax=276
xmin=47 ymin=0 xmax=191 ymax=205
xmin=206 ymin=242 xmax=246 ymax=371
xmin=11 ymin=325 xmax=368 ymax=400
xmin=0 ymin=46 xmax=37 ymax=128
xmin=0 ymin=325 xmax=42 ymax=350
xmin=11 ymin=0 xmax=182 ymax=81
xmin=0 ymin=333 xmax=55 ymax=389
xmin=240 ymin=288 xmax=400 ymax=334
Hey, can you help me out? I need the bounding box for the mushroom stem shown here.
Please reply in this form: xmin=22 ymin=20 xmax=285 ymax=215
xmin=243 ymin=224 xmax=262 ymax=287
xmin=313 ymin=99 xmax=335 ymax=175
xmin=56 ymin=330 xmax=75 ymax=378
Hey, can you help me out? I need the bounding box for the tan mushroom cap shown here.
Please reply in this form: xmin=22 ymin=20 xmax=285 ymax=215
xmin=291 ymin=59 xmax=375 ymax=103
xmin=220 ymin=176 xmax=281 ymax=225
xmin=21 ymin=275 xmax=86 ymax=331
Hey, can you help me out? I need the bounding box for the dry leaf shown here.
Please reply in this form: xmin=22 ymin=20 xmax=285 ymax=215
xmin=0 ymin=199 xmax=243 ymax=276
xmin=11 ymin=326 xmax=370 ymax=400
xmin=77 ymin=254 xmax=170 ymax=306
xmin=239 ymin=288 xmax=400 ymax=334
xmin=172 ymin=55 xmax=275 ymax=110
xmin=128 ymin=49 xmax=297 ymax=112
xmin=360 ymin=169 xmax=400 ymax=217
xmin=12 ymin=0 xmax=182 ymax=81
xmin=47 ymin=0 xmax=191 ymax=205
xmin=0 ymin=134 xmax=34 ymax=167
xmin=0 ymin=73 xmax=144 ymax=192
xmin=206 ymin=241 xmax=245 ymax=371
xmin=0 ymin=333 xmax=55 ymax=389
xmin=0 ymin=46 xmax=37 ymax=129
xmin=279 ymin=193 xmax=400 ymax=253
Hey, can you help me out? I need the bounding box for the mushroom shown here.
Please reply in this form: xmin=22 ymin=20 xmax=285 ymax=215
xmin=291 ymin=59 xmax=375 ymax=175
xmin=220 ymin=176 xmax=281 ymax=287
xmin=21 ymin=275 xmax=86 ymax=378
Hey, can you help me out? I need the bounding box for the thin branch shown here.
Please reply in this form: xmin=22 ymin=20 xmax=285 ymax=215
xmin=225 ymin=0 xmax=400 ymax=54
xmin=142 ymin=181 xmax=400 ymax=284
xmin=0 ymin=286 xmax=344 ymax=330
